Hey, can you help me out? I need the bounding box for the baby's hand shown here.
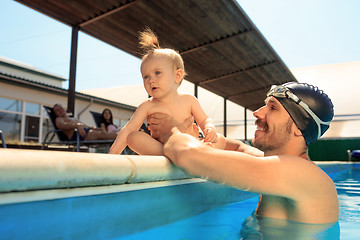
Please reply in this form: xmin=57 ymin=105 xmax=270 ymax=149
xmin=203 ymin=128 xmax=218 ymax=143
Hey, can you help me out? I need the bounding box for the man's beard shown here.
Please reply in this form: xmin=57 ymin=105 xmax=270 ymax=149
xmin=252 ymin=118 xmax=294 ymax=153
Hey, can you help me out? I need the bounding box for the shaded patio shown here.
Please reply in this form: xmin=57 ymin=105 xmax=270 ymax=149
xmin=15 ymin=0 xmax=297 ymax=138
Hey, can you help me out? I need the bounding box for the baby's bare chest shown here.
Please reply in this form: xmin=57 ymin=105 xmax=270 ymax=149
xmin=148 ymin=102 xmax=192 ymax=123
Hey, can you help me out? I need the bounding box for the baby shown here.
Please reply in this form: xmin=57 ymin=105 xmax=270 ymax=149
xmin=109 ymin=28 xmax=225 ymax=155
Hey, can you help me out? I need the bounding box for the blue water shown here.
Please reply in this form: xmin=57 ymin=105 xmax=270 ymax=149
xmin=118 ymin=163 xmax=360 ymax=240
xmin=334 ymin=164 xmax=360 ymax=239
xmin=119 ymin=197 xmax=258 ymax=240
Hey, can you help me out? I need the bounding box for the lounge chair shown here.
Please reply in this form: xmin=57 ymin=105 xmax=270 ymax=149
xmin=0 ymin=130 xmax=6 ymax=148
xmin=41 ymin=106 xmax=114 ymax=152
xmin=90 ymin=111 xmax=103 ymax=128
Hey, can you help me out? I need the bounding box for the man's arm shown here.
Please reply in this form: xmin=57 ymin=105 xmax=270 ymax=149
xmin=163 ymin=130 xmax=324 ymax=198
xmin=148 ymin=112 xmax=263 ymax=156
xmin=164 ymin=130 xmax=278 ymax=193
xmin=148 ymin=113 xmax=272 ymax=192
xmin=224 ymin=138 xmax=264 ymax=157
xmin=55 ymin=117 xmax=87 ymax=136
xmin=148 ymin=113 xmax=321 ymax=198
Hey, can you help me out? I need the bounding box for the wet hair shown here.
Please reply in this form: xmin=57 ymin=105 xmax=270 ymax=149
xmin=139 ymin=27 xmax=187 ymax=80
xmin=274 ymin=82 xmax=334 ymax=146
xmin=100 ymin=108 xmax=113 ymax=127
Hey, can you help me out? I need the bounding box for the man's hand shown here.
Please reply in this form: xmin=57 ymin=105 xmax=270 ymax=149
xmin=147 ymin=113 xmax=198 ymax=143
xmin=76 ymin=125 xmax=87 ymax=137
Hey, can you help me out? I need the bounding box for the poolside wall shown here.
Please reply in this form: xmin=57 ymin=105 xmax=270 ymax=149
xmin=309 ymin=137 xmax=360 ymax=161
xmin=0 ymin=149 xmax=256 ymax=239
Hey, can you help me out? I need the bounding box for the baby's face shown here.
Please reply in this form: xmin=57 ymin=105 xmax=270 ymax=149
xmin=141 ymin=55 xmax=179 ymax=98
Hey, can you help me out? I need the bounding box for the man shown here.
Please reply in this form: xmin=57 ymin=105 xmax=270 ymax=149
xmin=147 ymin=82 xmax=338 ymax=224
xmin=52 ymin=104 xmax=117 ymax=141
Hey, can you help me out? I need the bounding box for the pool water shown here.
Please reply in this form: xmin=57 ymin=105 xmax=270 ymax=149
xmin=334 ymin=164 xmax=360 ymax=239
xmin=118 ymin=163 xmax=360 ymax=240
xmin=119 ymin=197 xmax=258 ymax=240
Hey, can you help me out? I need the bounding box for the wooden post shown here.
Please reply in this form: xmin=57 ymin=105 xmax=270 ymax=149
xmin=244 ymin=107 xmax=247 ymax=140
xmin=67 ymin=26 xmax=79 ymax=115
xmin=224 ymin=98 xmax=227 ymax=137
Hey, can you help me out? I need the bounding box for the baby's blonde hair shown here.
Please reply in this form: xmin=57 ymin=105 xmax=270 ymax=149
xmin=139 ymin=28 xmax=187 ymax=80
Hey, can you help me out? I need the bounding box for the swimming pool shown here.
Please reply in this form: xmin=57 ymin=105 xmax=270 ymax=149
xmin=117 ymin=163 xmax=360 ymax=240
xmin=332 ymin=163 xmax=360 ymax=239
xmin=0 ymin=149 xmax=359 ymax=239
xmin=0 ymin=149 xmax=255 ymax=239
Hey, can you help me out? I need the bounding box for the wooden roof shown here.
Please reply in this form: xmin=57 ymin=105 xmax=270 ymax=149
xmin=15 ymin=0 xmax=297 ymax=111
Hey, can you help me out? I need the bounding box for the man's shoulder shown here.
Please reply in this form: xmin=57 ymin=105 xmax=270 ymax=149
xmin=266 ymin=154 xmax=327 ymax=180
xmin=55 ymin=116 xmax=65 ymax=122
xmin=276 ymin=154 xmax=333 ymax=185
xmin=275 ymin=154 xmax=318 ymax=168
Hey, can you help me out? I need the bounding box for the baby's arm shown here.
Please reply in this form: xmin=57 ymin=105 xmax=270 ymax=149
xmin=187 ymin=95 xmax=218 ymax=143
xmin=201 ymin=119 xmax=218 ymax=143
xmin=109 ymin=102 xmax=149 ymax=154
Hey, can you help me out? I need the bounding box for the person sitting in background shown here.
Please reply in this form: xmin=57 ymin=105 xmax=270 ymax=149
xmin=52 ymin=104 xmax=117 ymax=141
xmin=100 ymin=108 xmax=119 ymax=133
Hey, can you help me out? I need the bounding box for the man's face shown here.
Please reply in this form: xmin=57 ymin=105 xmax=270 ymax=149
xmin=53 ymin=105 xmax=66 ymax=118
xmin=251 ymin=97 xmax=294 ymax=153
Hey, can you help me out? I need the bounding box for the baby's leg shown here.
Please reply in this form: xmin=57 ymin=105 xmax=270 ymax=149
xmin=127 ymin=131 xmax=164 ymax=155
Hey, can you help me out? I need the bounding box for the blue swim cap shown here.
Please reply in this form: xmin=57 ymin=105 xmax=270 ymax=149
xmin=270 ymin=82 xmax=334 ymax=146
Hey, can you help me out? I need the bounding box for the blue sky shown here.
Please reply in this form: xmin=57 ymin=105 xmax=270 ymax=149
xmin=1 ymin=0 xmax=359 ymax=91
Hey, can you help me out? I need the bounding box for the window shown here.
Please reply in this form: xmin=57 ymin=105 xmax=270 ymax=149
xmin=24 ymin=102 xmax=41 ymax=143
xmin=26 ymin=102 xmax=40 ymax=115
xmin=113 ymin=118 xmax=128 ymax=129
xmin=113 ymin=118 xmax=121 ymax=128
xmin=0 ymin=112 xmax=21 ymax=142
xmin=0 ymin=97 xmax=45 ymax=143
xmin=24 ymin=116 xmax=40 ymax=142
xmin=0 ymin=97 xmax=22 ymax=112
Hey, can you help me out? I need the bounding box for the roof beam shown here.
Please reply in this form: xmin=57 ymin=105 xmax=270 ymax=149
xmin=79 ymin=0 xmax=138 ymax=28
xmin=199 ymin=60 xmax=277 ymax=86
xmin=228 ymin=85 xmax=271 ymax=99
xmin=180 ymin=29 xmax=251 ymax=55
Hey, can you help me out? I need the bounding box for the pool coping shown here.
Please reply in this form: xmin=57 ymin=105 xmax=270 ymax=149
xmin=0 ymin=178 xmax=205 ymax=205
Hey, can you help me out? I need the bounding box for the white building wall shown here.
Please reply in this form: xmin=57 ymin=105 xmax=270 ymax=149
xmin=0 ymin=81 xmax=134 ymax=124
xmin=0 ymin=64 xmax=63 ymax=87
xmin=0 ymin=57 xmax=65 ymax=88
xmin=0 ymin=81 xmax=135 ymax=143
